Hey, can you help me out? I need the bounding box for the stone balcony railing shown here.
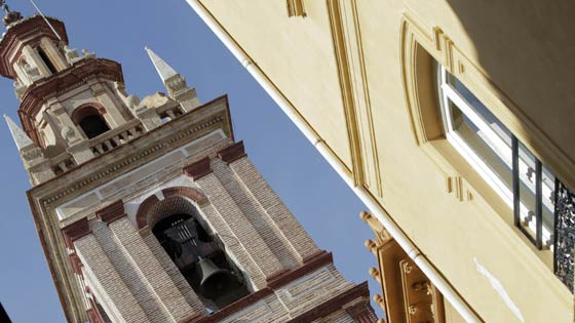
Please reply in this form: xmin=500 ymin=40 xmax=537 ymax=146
xmin=89 ymin=119 xmax=144 ymax=156
xmin=51 ymin=107 xmax=187 ymax=176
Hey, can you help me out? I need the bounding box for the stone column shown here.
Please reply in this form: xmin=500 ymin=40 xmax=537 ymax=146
xmin=229 ymin=155 xmax=319 ymax=263
xmin=40 ymin=37 xmax=68 ymax=71
xmin=108 ymin=216 xmax=205 ymax=322
xmin=192 ymin=163 xmax=285 ymax=280
xmin=74 ymin=234 xmax=149 ymax=323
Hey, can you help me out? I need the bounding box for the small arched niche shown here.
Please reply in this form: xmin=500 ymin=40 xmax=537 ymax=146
xmin=73 ymin=105 xmax=110 ymax=139
xmin=146 ymin=195 xmax=250 ymax=310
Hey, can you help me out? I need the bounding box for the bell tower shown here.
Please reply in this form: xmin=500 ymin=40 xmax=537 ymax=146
xmin=3 ymin=4 xmax=377 ymax=323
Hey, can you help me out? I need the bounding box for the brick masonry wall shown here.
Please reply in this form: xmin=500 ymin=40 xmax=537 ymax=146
xmin=229 ymin=156 xmax=319 ymax=263
xmin=109 ymin=217 xmax=202 ymax=322
xmin=277 ymin=264 xmax=352 ymax=316
xmin=68 ymin=138 xmax=370 ymax=322
xmin=216 ymin=264 xmax=355 ymax=323
xmin=198 ymin=202 xmax=268 ymax=289
xmin=142 ymin=228 xmax=206 ymax=314
xmin=75 ymin=232 xmax=148 ymax=323
xmin=92 ymin=220 xmax=173 ymax=323
xmin=211 ymin=158 xmax=299 ymax=269
xmin=195 ymin=168 xmax=285 ymax=278
xmin=314 ymin=310 xmax=355 ymax=323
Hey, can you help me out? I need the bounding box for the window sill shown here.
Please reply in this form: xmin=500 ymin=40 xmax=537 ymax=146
xmin=422 ymin=137 xmax=554 ymax=268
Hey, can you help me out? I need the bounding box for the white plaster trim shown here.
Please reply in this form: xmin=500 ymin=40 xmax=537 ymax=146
xmin=473 ymin=258 xmax=524 ymax=323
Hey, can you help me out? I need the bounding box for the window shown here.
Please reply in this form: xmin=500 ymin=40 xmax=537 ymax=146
xmin=74 ymin=106 xmax=110 ymax=139
xmin=37 ymin=46 xmax=57 ymax=75
xmin=436 ymin=64 xmax=555 ymax=250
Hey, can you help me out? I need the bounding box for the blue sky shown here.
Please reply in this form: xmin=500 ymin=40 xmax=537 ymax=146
xmin=0 ymin=1 xmax=380 ymax=321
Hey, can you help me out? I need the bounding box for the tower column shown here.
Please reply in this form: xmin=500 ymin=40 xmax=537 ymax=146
xmin=228 ymin=154 xmax=319 ymax=262
xmin=74 ymin=233 xmax=149 ymax=323
xmin=194 ymin=170 xmax=286 ymax=279
xmin=91 ymin=220 xmax=177 ymax=323
xmin=198 ymin=203 xmax=268 ymax=289
xmin=48 ymin=100 xmax=84 ymax=144
xmin=39 ymin=37 xmax=68 ymax=71
xmin=107 ymin=216 xmax=206 ymax=322
xmin=22 ymin=44 xmax=51 ymax=77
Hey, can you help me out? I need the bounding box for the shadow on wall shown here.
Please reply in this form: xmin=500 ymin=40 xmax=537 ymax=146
xmin=444 ymin=0 xmax=575 ymax=177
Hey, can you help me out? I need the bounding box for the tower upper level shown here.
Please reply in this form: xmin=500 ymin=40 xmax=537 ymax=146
xmin=1 ymin=3 xmax=200 ymax=186
xmin=0 ymin=12 xmax=69 ymax=83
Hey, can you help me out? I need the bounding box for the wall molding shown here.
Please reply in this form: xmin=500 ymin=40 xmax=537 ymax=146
xmin=286 ymin=0 xmax=306 ymax=17
xmin=327 ymin=0 xmax=382 ymax=196
xmin=400 ymin=12 xmax=575 ymax=190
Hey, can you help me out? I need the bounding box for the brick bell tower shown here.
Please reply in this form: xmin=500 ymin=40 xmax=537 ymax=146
xmin=2 ymin=4 xmax=377 ymax=323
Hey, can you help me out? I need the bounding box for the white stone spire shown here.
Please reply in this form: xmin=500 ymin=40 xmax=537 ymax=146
xmin=144 ymin=46 xmax=199 ymax=112
xmin=4 ymin=114 xmax=33 ymax=151
xmin=145 ymin=46 xmax=179 ymax=82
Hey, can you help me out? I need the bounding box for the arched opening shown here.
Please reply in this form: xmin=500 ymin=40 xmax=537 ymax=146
xmin=150 ymin=200 xmax=249 ymax=309
xmin=74 ymin=106 xmax=110 ymax=139
xmin=37 ymin=46 xmax=58 ymax=75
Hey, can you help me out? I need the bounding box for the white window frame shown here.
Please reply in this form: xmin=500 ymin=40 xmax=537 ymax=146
xmin=436 ymin=64 xmax=554 ymax=246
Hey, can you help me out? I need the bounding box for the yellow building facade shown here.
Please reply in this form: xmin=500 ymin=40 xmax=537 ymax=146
xmin=186 ymin=1 xmax=575 ymax=322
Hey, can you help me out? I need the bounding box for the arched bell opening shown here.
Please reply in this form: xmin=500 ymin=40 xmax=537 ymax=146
xmin=151 ymin=208 xmax=249 ymax=310
xmin=73 ymin=105 xmax=110 ymax=139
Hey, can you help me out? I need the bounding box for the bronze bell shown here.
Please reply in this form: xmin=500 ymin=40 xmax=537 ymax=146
xmin=197 ymin=258 xmax=238 ymax=299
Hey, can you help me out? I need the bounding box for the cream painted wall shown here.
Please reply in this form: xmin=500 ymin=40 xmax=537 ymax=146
xmin=198 ymin=0 xmax=574 ymax=322
xmin=199 ymin=0 xmax=353 ymax=170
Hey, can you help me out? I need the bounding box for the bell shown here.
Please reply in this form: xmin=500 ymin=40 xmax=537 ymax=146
xmin=197 ymin=258 xmax=238 ymax=299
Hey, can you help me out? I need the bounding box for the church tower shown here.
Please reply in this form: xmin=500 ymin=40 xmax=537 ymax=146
xmin=2 ymin=4 xmax=377 ymax=323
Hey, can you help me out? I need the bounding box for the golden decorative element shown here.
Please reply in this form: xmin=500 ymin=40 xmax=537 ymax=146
xmin=360 ymin=210 xmax=372 ymax=221
xmin=400 ymin=259 xmax=445 ymax=323
xmin=360 ymin=211 xmax=392 ymax=244
xmin=412 ymin=281 xmax=432 ymax=295
xmin=369 ymin=267 xmax=381 ymax=283
xmin=446 ymin=176 xmax=473 ymax=202
xmin=286 ymin=0 xmax=305 ymax=17
xmin=364 ymin=239 xmax=377 ymax=254
xmin=402 ymin=262 xmax=413 ymax=274
xmin=361 ymin=208 xmax=446 ymax=322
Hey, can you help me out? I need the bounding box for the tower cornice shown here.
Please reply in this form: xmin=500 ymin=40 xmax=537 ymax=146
xmin=18 ymin=57 xmax=124 ymax=144
xmin=0 ymin=15 xmax=68 ymax=78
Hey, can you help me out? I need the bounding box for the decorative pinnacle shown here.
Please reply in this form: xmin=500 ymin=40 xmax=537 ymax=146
xmin=145 ymin=46 xmax=179 ymax=82
xmin=0 ymin=0 xmax=22 ymax=26
xmin=4 ymin=114 xmax=34 ymax=151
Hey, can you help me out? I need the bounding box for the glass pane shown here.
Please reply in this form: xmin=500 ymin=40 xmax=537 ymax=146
xmin=542 ymin=165 xmax=556 ymax=245
xmin=517 ymin=142 xmax=538 ymax=241
xmin=517 ymin=142 xmax=555 ymax=245
xmin=448 ymin=101 xmax=512 ymax=191
xmin=440 ymin=66 xmax=559 ymax=250
xmin=448 ymin=74 xmax=512 ymax=148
